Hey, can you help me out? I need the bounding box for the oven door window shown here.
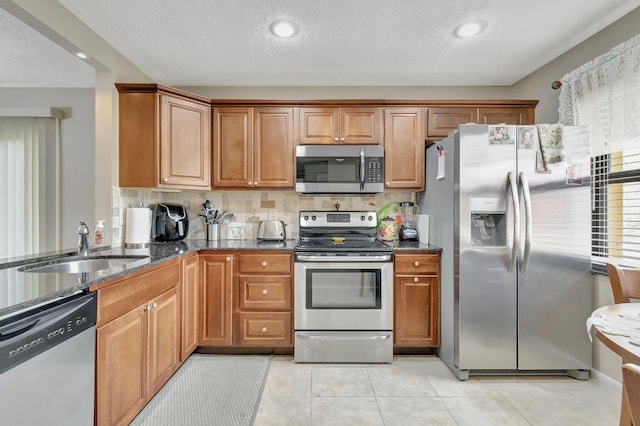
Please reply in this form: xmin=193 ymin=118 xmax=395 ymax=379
xmin=306 ymin=269 xmax=381 ymax=309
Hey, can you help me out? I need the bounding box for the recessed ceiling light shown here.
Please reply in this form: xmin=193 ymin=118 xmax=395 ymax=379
xmin=454 ymin=20 xmax=486 ymax=38
xmin=270 ymin=20 xmax=298 ymax=38
xmin=74 ymin=51 xmax=91 ymax=60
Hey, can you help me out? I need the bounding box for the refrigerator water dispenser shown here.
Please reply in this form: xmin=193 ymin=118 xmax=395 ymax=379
xmin=469 ymin=197 xmax=506 ymax=247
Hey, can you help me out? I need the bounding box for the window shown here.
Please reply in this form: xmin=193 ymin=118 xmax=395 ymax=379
xmin=591 ymin=142 xmax=640 ymax=272
xmin=0 ymin=115 xmax=60 ymax=259
xmin=559 ymin=33 xmax=640 ymax=272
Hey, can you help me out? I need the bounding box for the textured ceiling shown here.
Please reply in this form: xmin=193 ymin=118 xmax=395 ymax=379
xmin=0 ymin=7 xmax=94 ymax=87
xmin=2 ymin=0 xmax=640 ymax=87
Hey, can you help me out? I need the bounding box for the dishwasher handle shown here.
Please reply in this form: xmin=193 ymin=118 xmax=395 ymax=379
xmin=0 ymin=319 xmax=39 ymax=342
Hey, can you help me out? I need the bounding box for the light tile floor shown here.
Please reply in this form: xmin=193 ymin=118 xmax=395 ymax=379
xmin=254 ymin=356 xmax=621 ymax=425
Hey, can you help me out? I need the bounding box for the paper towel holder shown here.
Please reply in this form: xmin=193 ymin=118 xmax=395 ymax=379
xmin=125 ymin=207 xmax=152 ymax=248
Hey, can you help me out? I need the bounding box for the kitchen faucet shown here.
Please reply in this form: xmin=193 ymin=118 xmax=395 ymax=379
xmin=78 ymin=221 xmax=89 ymax=256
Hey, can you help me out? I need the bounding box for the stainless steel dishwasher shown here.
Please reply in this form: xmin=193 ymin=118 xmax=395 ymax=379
xmin=0 ymin=292 xmax=96 ymax=425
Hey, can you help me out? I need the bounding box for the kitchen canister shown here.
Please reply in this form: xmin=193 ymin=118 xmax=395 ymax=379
xmin=125 ymin=207 xmax=151 ymax=248
xmin=206 ymin=223 xmax=220 ymax=241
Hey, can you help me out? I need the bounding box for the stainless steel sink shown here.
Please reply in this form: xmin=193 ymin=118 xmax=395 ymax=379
xmin=18 ymin=255 xmax=151 ymax=274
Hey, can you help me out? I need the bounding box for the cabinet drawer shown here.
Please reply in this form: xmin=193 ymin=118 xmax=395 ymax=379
xmin=394 ymin=254 xmax=439 ymax=275
xmin=96 ymin=261 xmax=179 ymax=326
xmin=237 ymin=253 xmax=292 ymax=274
xmin=238 ymin=275 xmax=291 ymax=310
xmin=236 ymin=312 xmax=292 ymax=346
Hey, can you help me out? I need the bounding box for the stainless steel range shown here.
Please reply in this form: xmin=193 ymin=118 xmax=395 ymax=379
xmin=294 ymin=210 xmax=393 ymax=363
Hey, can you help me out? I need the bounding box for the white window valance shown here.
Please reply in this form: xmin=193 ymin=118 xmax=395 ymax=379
xmin=558 ymin=32 xmax=640 ymax=156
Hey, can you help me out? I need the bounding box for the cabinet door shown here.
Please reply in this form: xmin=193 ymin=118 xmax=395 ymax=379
xmin=340 ymin=107 xmax=383 ymax=145
xmin=160 ymin=94 xmax=211 ymax=188
xmin=477 ymin=107 xmax=534 ymax=125
xmin=180 ymin=254 xmax=199 ymax=361
xmin=253 ymin=107 xmax=295 ymax=187
xmin=384 ymin=108 xmax=425 ymax=190
xmin=299 ymin=107 xmax=340 ymax=144
xmin=213 ymin=107 xmax=252 ymax=188
xmin=237 ymin=275 xmax=291 ymax=310
xmin=394 ymin=275 xmax=440 ymax=347
xmin=426 ymin=107 xmax=477 ymax=139
xmin=96 ymin=304 xmax=147 ymax=426
xmin=199 ymin=254 xmax=234 ymax=345
xmin=148 ymin=287 xmax=181 ymax=395
xmin=236 ymin=312 xmax=293 ymax=346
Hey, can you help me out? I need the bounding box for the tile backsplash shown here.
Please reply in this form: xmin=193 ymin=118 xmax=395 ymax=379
xmin=111 ymin=187 xmax=416 ymax=247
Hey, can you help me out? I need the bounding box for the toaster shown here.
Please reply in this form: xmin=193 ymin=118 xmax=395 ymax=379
xmin=151 ymin=203 xmax=189 ymax=242
xmin=257 ymin=220 xmax=286 ymax=241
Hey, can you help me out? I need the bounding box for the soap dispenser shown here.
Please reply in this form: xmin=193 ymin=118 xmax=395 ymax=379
xmin=95 ymin=220 xmax=105 ymax=246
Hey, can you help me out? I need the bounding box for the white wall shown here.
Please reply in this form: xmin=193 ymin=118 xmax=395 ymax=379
xmin=0 ymin=87 xmax=95 ymax=251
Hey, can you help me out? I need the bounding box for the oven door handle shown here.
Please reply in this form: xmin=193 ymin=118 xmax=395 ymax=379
xmin=297 ymin=332 xmax=391 ymax=341
xmin=295 ymin=254 xmax=392 ymax=262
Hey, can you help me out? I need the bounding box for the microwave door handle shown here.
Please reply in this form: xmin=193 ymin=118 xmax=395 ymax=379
xmin=359 ymin=147 xmax=365 ymax=191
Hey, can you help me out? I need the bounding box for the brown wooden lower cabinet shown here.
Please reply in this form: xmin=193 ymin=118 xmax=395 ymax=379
xmin=198 ymin=251 xmax=293 ymax=348
xmin=93 ymin=260 xmax=181 ymax=426
xmin=199 ymin=253 xmax=234 ymax=346
xmin=393 ymin=252 xmax=440 ymax=347
xmin=180 ymin=253 xmax=199 ymax=361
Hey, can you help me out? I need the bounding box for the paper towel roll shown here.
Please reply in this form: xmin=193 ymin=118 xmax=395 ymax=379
xmin=125 ymin=208 xmax=151 ymax=247
xmin=417 ymin=214 xmax=430 ymax=245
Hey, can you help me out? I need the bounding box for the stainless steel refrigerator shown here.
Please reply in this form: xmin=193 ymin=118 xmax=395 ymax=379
xmin=420 ymin=124 xmax=592 ymax=380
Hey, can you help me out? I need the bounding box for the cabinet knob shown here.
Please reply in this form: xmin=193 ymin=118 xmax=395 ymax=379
xmin=144 ymin=305 xmax=150 ymax=312
xmin=248 ymin=181 xmax=252 ymax=186
xmin=414 ymin=277 xmax=419 ymax=282
xmin=162 ymin=178 xmax=168 ymax=183
xmin=261 ymin=261 xmax=267 ymax=266
xmin=153 ymin=302 xmax=158 ymax=309
xmin=226 ymin=256 xmax=231 ymax=261
xmin=414 ymin=261 xmax=420 ymax=267
xmin=334 ymin=137 xmax=339 ymax=142
xmin=261 ymin=327 xmax=267 ymax=333
xmin=253 ymin=182 xmax=258 ymax=186
xmin=262 ymin=289 xmax=268 ymax=295
xmin=340 ymin=137 xmax=345 ymax=142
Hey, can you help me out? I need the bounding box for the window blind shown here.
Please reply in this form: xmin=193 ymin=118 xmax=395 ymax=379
xmin=0 ymin=116 xmax=63 ymax=260
xmin=592 ymin=141 xmax=640 ymax=273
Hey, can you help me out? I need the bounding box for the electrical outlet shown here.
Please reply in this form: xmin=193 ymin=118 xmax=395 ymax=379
xmin=227 ymin=224 xmax=245 ymax=240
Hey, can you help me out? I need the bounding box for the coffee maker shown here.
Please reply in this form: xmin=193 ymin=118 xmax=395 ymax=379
xmin=399 ymin=201 xmax=418 ymax=241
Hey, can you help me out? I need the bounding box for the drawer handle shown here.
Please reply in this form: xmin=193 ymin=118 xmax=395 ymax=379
xmin=414 ymin=277 xmax=419 ymax=282
xmin=262 ymin=289 xmax=268 ymax=295
xmin=261 ymin=327 xmax=267 ymax=333
xmin=414 ymin=261 xmax=420 ymax=267
xmin=261 ymin=261 xmax=267 ymax=267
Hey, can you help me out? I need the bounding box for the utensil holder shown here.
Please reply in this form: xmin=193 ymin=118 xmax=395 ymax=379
xmin=206 ymin=224 xmax=220 ymax=241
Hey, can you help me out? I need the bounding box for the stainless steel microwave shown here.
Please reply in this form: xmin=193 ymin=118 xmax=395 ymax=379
xmin=295 ymin=145 xmax=384 ymax=194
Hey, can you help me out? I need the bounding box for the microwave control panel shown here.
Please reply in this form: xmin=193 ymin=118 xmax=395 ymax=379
xmin=366 ymin=159 xmax=383 ymax=183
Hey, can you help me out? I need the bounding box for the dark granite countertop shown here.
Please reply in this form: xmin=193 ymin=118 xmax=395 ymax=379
xmin=0 ymin=238 xmax=437 ymax=318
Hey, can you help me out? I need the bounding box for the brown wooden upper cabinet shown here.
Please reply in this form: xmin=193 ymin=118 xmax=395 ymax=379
xmin=213 ymin=106 xmax=295 ymax=189
xmin=426 ymin=105 xmax=536 ymax=139
xmin=117 ymin=84 xmax=211 ymax=189
xmin=299 ymin=107 xmax=383 ymax=145
xmin=384 ymin=108 xmax=425 ymax=190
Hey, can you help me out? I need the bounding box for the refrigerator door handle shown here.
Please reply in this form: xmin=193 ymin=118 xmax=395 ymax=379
xmin=506 ymin=171 xmax=520 ymax=272
xmin=519 ymin=172 xmax=532 ymax=272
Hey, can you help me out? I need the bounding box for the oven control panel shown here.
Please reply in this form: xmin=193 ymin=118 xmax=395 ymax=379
xmin=299 ymin=211 xmax=377 ymax=228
